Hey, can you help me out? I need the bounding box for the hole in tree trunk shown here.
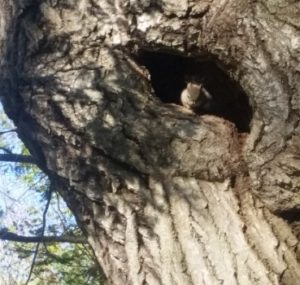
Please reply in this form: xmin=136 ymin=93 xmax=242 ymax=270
xmin=135 ymin=50 xmax=253 ymax=133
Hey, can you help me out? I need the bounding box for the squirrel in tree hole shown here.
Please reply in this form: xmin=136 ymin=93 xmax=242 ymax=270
xmin=180 ymin=81 xmax=212 ymax=111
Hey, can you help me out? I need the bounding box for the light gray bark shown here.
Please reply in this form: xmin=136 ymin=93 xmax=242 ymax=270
xmin=0 ymin=0 xmax=299 ymax=284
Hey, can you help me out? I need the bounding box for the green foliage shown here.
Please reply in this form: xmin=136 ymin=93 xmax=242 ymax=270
xmin=30 ymin=243 xmax=105 ymax=285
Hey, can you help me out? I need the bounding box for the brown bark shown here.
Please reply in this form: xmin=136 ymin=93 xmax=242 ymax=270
xmin=0 ymin=0 xmax=299 ymax=284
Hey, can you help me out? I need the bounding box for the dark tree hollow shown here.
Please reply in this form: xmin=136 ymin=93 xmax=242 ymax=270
xmin=136 ymin=50 xmax=253 ymax=133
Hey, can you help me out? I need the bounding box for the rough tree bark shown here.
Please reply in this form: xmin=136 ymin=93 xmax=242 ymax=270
xmin=0 ymin=0 xmax=300 ymax=284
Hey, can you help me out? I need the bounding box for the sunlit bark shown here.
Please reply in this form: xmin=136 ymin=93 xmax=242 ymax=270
xmin=0 ymin=1 xmax=299 ymax=284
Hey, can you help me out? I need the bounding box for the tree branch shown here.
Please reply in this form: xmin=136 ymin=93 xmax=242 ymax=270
xmin=0 ymin=230 xmax=87 ymax=244
xmin=0 ymin=128 xmax=17 ymax=135
xmin=25 ymin=185 xmax=53 ymax=285
xmin=0 ymin=153 xmax=36 ymax=164
xmin=0 ymin=147 xmax=12 ymax=154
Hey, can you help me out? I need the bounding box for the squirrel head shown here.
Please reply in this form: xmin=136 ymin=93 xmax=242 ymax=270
xmin=186 ymin=82 xmax=202 ymax=100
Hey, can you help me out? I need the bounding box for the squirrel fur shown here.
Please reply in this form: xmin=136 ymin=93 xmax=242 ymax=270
xmin=180 ymin=82 xmax=212 ymax=110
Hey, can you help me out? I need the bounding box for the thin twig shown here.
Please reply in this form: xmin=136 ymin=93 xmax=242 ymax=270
xmin=24 ymin=185 xmax=53 ymax=285
xmin=0 ymin=128 xmax=17 ymax=135
xmin=0 ymin=147 xmax=12 ymax=154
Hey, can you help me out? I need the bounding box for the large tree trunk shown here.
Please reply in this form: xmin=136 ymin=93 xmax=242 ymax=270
xmin=1 ymin=1 xmax=299 ymax=284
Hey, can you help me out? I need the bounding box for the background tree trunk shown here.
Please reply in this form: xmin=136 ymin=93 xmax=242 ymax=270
xmin=0 ymin=0 xmax=300 ymax=284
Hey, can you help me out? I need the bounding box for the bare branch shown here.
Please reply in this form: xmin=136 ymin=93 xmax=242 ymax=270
xmin=0 ymin=153 xmax=36 ymax=164
xmin=0 ymin=230 xmax=87 ymax=244
xmin=25 ymin=185 xmax=53 ymax=285
xmin=0 ymin=147 xmax=12 ymax=154
xmin=0 ymin=128 xmax=17 ymax=135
